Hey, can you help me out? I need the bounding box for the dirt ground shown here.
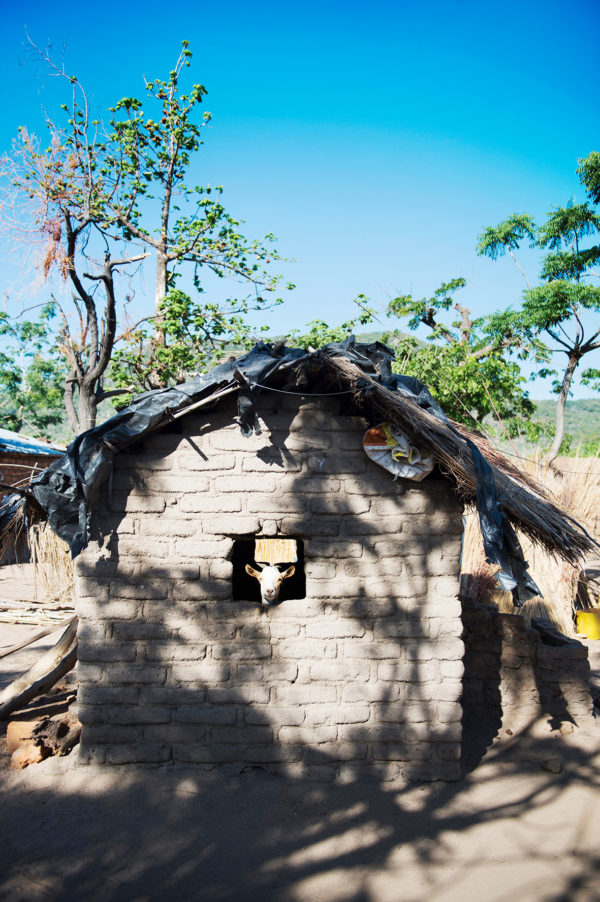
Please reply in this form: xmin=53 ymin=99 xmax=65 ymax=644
xmin=1 ymin=568 xmax=600 ymax=901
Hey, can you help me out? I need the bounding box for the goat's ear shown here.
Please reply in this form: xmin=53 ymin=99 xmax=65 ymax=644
xmin=281 ymin=565 xmax=295 ymax=580
xmin=245 ymin=564 xmax=260 ymax=578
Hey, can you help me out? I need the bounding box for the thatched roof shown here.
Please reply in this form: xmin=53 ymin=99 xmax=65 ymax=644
xmin=1 ymin=339 xmax=596 ymax=604
xmin=319 ymin=353 xmax=592 ymax=561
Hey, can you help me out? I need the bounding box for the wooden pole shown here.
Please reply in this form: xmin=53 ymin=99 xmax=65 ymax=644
xmin=0 ymin=620 xmax=78 ymax=721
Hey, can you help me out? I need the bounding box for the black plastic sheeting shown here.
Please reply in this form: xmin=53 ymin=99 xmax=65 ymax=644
xmin=3 ymin=338 xmax=540 ymax=604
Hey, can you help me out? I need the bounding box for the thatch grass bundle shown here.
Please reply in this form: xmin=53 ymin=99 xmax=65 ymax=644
xmin=536 ymin=456 xmax=600 ymax=542
xmin=0 ymin=497 xmax=27 ymax=563
xmin=306 ymin=351 xmax=600 ymax=636
xmin=29 ymin=522 xmax=74 ymax=607
xmin=460 ymin=510 xmax=579 ymax=636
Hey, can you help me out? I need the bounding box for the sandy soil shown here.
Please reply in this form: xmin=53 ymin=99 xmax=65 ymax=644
xmin=0 ymin=724 xmax=599 ymax=902
xmin=1 ymin=567 xmax=599 ymax=902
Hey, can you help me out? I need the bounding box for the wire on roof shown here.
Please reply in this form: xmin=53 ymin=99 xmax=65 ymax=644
xmin=251 ymin=382 xmax=358 ymax=397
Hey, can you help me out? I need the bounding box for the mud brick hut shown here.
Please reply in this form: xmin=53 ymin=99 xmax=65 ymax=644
xmin=0 ymin=428 xmax=62 ymax=496
xmin=0 ymin=429 xmax=63 ymax=563
xmin=9 ymin=341 xmax=597 ymax=781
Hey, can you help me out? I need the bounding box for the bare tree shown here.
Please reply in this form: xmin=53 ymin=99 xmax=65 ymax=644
xmin=1 ymin=48 xmax=148 ymax=433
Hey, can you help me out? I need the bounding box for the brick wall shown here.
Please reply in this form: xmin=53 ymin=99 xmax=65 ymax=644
xmin=0 ymin=452 xmax=57 ymax=494
xmin=462 ymin=600 xmax=594 ymax=740
xmin=74 ymin=394 xmax=465 ymax=782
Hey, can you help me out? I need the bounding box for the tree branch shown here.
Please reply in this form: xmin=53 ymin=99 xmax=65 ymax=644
xmin=469 ymin=337 xmax=516 ymax=361
xmin=83 ymin=251 xmax=149 ymax=280
xmin=108 ymin=251 xmax=150 ymax=270
xmin=114 ymin=313 xmax=158 ymax=344
xmin=545 ymin=327 xmax=572 ymax=351
xmin=97 ymin=386 xmax=133 ymax=401
xmin=109 ymin=208 xmax=160 ymax=249
xmin=454 ymin=302 xmax=473 ymax=343
xmin=506 ymin=246 xmax=532 ymax=288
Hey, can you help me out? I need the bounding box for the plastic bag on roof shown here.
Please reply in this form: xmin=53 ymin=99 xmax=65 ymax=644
xmin=363 ymin=422 xmax=434 ymax=482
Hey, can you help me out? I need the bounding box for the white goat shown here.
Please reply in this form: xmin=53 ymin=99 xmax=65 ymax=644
xmin=245 ymin=562 xmax=295 ymax=606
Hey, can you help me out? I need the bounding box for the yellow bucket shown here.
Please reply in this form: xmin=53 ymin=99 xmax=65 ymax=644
xmin=576 ymin=611 xmax=600 ymax=639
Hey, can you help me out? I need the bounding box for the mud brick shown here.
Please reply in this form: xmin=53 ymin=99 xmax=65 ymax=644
xmin=210 ymin=726 xmax=273 ymax=744
xmin=174 ymin=706 xmax=236 ymax=725
xmin=108 ymin=744 xmax=170 ymax=764
xmin=208 ymin=687 xmax=271 ymax=705
xmin=180 ymin=495 xmax=241 ymax=513
xmin=144 ymin=724 xmax=206 ymax=743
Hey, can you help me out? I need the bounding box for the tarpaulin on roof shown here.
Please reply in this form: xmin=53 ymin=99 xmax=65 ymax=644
xmin=9 ymin=338 xmax=546 ymax=603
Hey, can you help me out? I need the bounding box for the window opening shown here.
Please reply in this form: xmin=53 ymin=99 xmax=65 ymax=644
xmin=232 ymin=538 xmax=306 ymax=602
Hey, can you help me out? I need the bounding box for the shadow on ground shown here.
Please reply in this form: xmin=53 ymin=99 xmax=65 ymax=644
xmin=1 ymin=719 xmax=599 ymax=902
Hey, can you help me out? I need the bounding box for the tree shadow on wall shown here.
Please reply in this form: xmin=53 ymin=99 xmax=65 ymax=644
xmin=80 ymin=403 xmax=465 ymax=782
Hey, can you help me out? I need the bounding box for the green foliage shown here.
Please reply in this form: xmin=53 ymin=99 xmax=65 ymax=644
xmin=537 ymin=202 xmax=600 ymax=250
xmin=577 ymin=151 xmax=600 ymax=205
xmin=540 ymin=246 xmax=600 ymax=281
xmin=476 ymin=214 xmax=536 ymax=259
xmin=383 ymin=279 xmax=538 ymax=428
xmin=0 ymin=310 xmax=65 ymax=435
xmin=579 ymin=437 xmax=600 ymax=455
xmin=581 ymin=367 xmax=600 ymax=391
xmin=284 ymin=297 xmax=375 ymax=350
xmin=523 ymin=281 xmax=600 ymax=329
xmin=387 ymin=332 xmax=535 ymax=427
xmin=477 ymin=159 xmax=600 ymax=463
xmin=3 ymin=41 xmax=292 ymax=430
xmin=100 ymin=42 xmax=293 ymax=396
xmin=110 ymin=288 xmax=276 ymax=405
xmin=388 ymin=278 xmax=466 ymax=339
xmin=532 ymin=398 xmax=600 ymax=455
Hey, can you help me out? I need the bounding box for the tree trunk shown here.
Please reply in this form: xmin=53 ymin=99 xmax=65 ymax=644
xmin=154 ymin=249 xmax=168 ymax=348
xmin=64 ymin=377 xmax=98 ymax=435
xmin=543 ymin=351 xmax=581 ymax=468
xmin=64 ymin=377 xmax=79 ymax=435
xmin=77 ymin=386 xmax=98 ymax=433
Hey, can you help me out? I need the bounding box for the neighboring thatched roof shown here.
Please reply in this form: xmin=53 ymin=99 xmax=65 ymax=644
xmin=1 ymin=339 xmax=596 ymax=604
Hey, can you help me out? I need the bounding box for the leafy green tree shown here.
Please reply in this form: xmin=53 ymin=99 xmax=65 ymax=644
xmin=0 ymin=308 xmax=65 ymax=436
xmin=478 ymin=154 xmax=600 ymax=464
xmin=1 ymin=41 xmax=290 ymax=432
xmin=101 ymin=42 xmax=291 ymax=388
xmin=384 ymin=278 xmax=541 ymax=431
xmin=110 ymin=289 xmax=274 ymax=405
xmin=577 ymin=152 xmax=600 ymax=205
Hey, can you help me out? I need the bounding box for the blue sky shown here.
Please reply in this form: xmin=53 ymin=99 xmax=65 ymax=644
xmin=1 ymin=0 xmax=599 ymax=398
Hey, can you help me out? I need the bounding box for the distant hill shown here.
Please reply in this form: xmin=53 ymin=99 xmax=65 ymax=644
xmin=354 ymin=331 xmax=600 ymax=451
xmin=532 ymin=398 xmax=600 ymax=449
